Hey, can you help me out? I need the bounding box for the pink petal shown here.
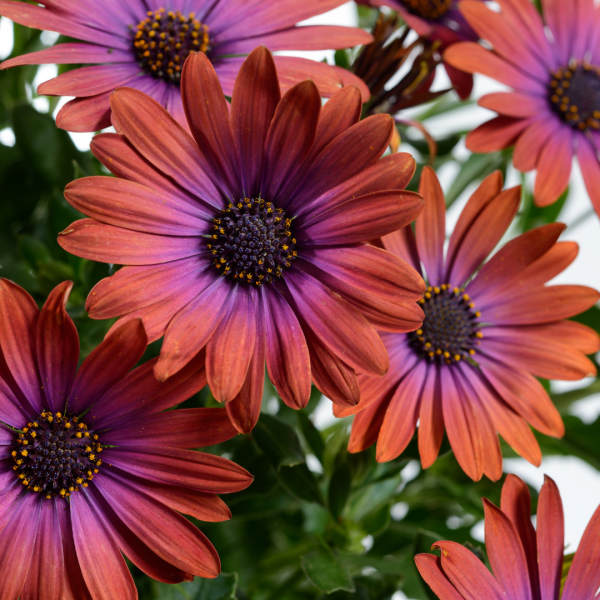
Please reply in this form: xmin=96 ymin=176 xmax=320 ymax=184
xmin=285 ymin=270 xmax=388 ymax=377
xmin=444 ymin=42 xmax=544 ymax=93
xmin=500 ymin=475 xmax=540 ymax=599
xmin=64 ymin=176 xmax=209 ymax=235
xmin=70 ymin=492 xmax=137 ymax=600
xmin=181 ymin=51 xmax=241 ymax=199
xmin=263 ymin=80 xmax=321 ymax=202
xmin=0 ymin=1 xmax=129 ymax=48
xmin=58 ymin=218 xmax=203 ymax=265
xmin=68 ymin=318 xmax=147 ymax=414
xmin=207 ymin=286 xmax=257 ymax=403
xmin=36 ymin=281 xmax=79 ymax=413
xmin=20 ymin=499 xmax=65 ymax=600
xmin=216 ymin=25 xmax=372 ymax=54
xmin=534 ymin=127 xmax=573 ymax=207
xmin=434 ymin=540 xmax=505 ymax=600
xmin=416 ymin=166 xmax=446 ymax=285
xmin=226 ymin=325 xmax=266 ymax=434
xmin=102 ymin=407 xmax=238 ymax=449
xmin=513 ymin=118 xmax=560 ymax=173
xmin=0 ymin=279 xmax=43 ymax=414
xmin=537 ymin=476 xmax=564 ymax=600
xmin=38 ymin=64 xmax=140 ymax=98
xmin=447 ymin=186 xmax=521 ymax=286
xmin=483 ymin=499 xmax=533 ymax=600
xmin=95 ymin=473 xmax=220 ymax=578
xmin=418 ymin=365 xmax=445 ymax=469
xmin=55 ymin=91 xmax=113 ymax=133
xmin=577 ymin=136 xmax=600 ymax=217
xmin=155 ymin=277 xmax=231 ymax=381
xmin=467 ymin=116 xmax=532 ymax=153
xmin=415 ymin=554 xmax=463 ymax=600
xmin=231 ymin=47 xmax=280 ymax=196
xmin=1 ymin=42 xmax=131 ymax=69
xmin=260 ymin=286 xmax=311 ymax=409
xmin=376 ymin=361 xmax=428 ymax=462
xmin=110 ymin=87 xmax=223 ymax=207
xmin=101 ymin=447 xmax=253 ymax=494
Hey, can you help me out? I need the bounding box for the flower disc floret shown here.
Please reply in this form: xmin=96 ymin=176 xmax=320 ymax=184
xmin=408 ymin=284 xmax=481 ymax=364
xmin=549 ymin=61 xmax=600 ymax=131
xmin=400 ymin=0 xmax=452 ymax=19
xmin=208 ymin=198 xmax=296 ymax=285
xmin=134 ymin=8 xmax=209 ymax=84
xmin=11 ymin=411 xmax=101 ymax=499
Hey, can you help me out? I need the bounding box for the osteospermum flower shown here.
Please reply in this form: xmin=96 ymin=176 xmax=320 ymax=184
xmin=416 ymin=474 xmax=600 ymax=600
xmin=0 ymin=0 xmax=372 ymax=132
xmin=0 ymin=279 xmax=252 ymax=599
xmin=445 ymin=0 xmax=600 ymax=213
xmin=336 ymin=167 xmax=600 ymax=481
xmin=356 ymin=0 xmax=485 ymax=98
xmin=57 ymin=47 xmax=426 ymax=434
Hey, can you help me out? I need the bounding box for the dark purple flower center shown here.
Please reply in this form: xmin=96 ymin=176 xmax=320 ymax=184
xmin=408 ymin=284 xmax=482 ymax=365
xmin=549 ymin=61 xmax=600 ymax=131
xmin=208 ymin=198 xmax=296 ymax=285
xmin=399 ymin=0 xmax=452 ymax=20
xmin=133 ymin=8 xmax=210 ymax=84
xmin=11 ymin=411 xmax=102 ymax=499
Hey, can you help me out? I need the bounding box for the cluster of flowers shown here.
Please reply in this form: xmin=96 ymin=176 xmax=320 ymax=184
xmin=0 ymin=0 xmax=600 ymax=598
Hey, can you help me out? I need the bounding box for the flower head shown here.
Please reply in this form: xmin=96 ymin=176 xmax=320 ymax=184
xmin=352 ymin=12 xmax=450 ymax=116
xmin=58 ymin=47 xmax=426 ymax=434
xmin=357 ymin=0 xmax=486 ymax=98
xmin=445 ymin=0 xmax=600 ymax=213
xmin=0 ymin=0 xmax=372 ymax=132
xmin=416 ymin=474 xmax=600 ymax=600
xmin=338 ymin=167 xmax=600 ymax=481
xmin=0 ymin=279 xmax=252 ymax=599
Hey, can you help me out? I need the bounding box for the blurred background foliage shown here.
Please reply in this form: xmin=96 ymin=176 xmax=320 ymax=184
xmin=1 ymin=4 xmax=599 ymax=599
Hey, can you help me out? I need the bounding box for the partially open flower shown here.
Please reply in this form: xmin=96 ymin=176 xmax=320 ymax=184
xmin=0 ymin=0 xmax=371 ymax=132
xmin=338 ymin=167 xmax=600 ymax=481
xmin=356 ymin=0 xmax=486 ymax=98
xmin=58 ymin=47 xmax=426 ymax=434
xmin=416 ymin=474 xmax=600 ymax=600
xmin=352 ymin=12 xmax=450 ymax=116
xmin=0 ymin=279 xmax=252 ymax=599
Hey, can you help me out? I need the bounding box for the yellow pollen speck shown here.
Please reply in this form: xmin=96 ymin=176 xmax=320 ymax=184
xmin=475 ymin=332 xmax=484 ymax=338
xmin=21 ymin=450 xmax=28 ymax=457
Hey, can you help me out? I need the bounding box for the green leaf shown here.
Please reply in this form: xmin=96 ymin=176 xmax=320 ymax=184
xmin=517 ymin=182 xmax=568 ymax=232
xmin=303 ymin=545 xmax=355 ymax=594
xmin=361 ymin=503 xmax=391 ymax=536
xmin=298 ymin=411 xmax=325 ymax=462
xmin=278 ymin=464 xmax=324 ymax=505
xmin=154 ymin=573 xmax=238 ymax=600
xmin=445 ymin=152 xmax=509 ymax=207
xmin=252 ymin=413 xmax=305 ymax=469
xmin=11 ymin=104 xmax=88 ymax=187
xmin=329 ymin=462 xmax=352 ymax=520
xmin=334 ymin=49 xmax=350 ymax=70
